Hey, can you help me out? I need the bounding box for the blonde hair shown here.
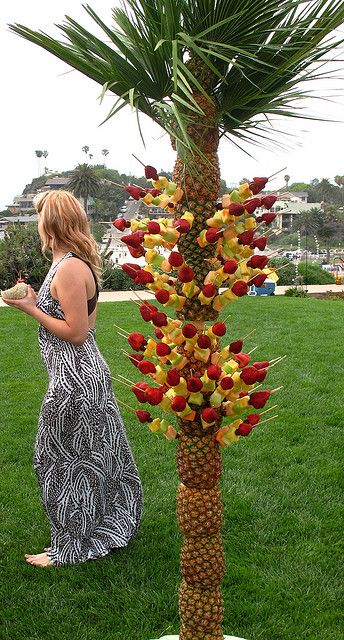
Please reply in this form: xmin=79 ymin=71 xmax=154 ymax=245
xmin=34 ymin=190 xmax=102 ymax=286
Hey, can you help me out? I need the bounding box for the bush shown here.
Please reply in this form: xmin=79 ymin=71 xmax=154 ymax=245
xmin=297 ymin=261 xmax=336 ymax=285
xmin=268 ymin=258 xmax=296 ymax=286
xmin=0 ymin=222 xmax=50 ymax=290
xmin=284 ymin=287 xmax=308 ymax=297
xmin=101 ymin=264 xmax=144 ymax=291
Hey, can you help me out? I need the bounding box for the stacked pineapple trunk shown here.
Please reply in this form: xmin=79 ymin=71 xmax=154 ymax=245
xmin=172 ymin=62 xmax=226 ymax=639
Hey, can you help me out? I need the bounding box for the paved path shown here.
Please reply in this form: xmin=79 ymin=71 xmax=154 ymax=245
xmin=1 ymin=284 xmax=343 ymax=308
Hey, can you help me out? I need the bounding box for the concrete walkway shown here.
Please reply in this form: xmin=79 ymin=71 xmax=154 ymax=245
xmin=1 ymin=284 xmax=343 ymax=308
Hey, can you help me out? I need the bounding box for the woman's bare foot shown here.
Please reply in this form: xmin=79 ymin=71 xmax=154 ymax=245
xmin=25 ymin=552 xmax=53 ymax=567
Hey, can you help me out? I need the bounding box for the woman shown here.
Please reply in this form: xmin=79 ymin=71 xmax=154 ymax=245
xmin=2 ymin=190 xmax=143 ymax=567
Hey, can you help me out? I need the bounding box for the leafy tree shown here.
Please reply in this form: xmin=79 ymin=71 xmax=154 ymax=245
xmin=293 ymin=207 xmax=323 ymax=235
xmin=0 ymin=222 xmax=50 ymax=290
xmin=67 ymin=163 xmax=101 ymax=214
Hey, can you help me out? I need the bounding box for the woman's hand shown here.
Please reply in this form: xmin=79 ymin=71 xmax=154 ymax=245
xmin=2 ymin=285 xmax=38 ymax=315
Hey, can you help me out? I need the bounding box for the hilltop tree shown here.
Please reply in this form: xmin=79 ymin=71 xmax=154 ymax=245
xmin=67 ymin=163 xmax=101 ymax=215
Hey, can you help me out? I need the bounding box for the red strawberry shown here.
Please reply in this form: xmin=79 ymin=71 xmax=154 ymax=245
xmin=249 ymin=273 xmax=267 ymax=287
xmin=252 ymin=361 xmax=269 ymax=370
xmin=235 ymin=422 xmax=253 ymax=436
xmin=156 ymin=343 xmax=171 ymax=357
xmin=220 ymin=376 xmax=234 ymax=390
xmin=121 ymin=231 xmax=145 ymax=248
xmin=261 ymin=213 xmax=277 ymax=225
xmin=240 ymin=366 xmax=258 ymax=385
xmin=113 ymin=218 xmax=127 ymax=231
xmin=247 ymin=255 xmax=269 ymax=269
xmin=147 ymin=221 xmax=161 ymax=234
xmin=202 ymin=283 xmax=216 ymax=298
xmin=252 ymin=237 xmax=267 ymax=251
xmin=138 ymin=360 xmax=156 ymax=374
xmin=135 ymin=409 xmax=152 ymax=423
xmin=175 ymin=219 xmax=190 ymax=234
xmin=125 ymin=185 xmax=144 ymax=200
xmin=229 ymin=339 xmax=243 ymax=354
xmin=223 ymin=259 xmax=238 ymax=274
xmin=234 ymin=352 xmax=251 ymax=368
xmin=231 ymin=281 xmax=248 ymax=297
xmin=212 ymin=322 xmax=226 ymax=336
xmin=187 ymin=377 xmax=203 ymax=393
xmin=128 ymin=353 xmax=144 ymax=367
xmin=201 ymin=407 xmax=219 ymax=424
xmin=146 ymin=387 xmax=164 ymax=405
xmin=205 ymin=228 xmax=222 ymax=243
xmin=197 ymin=335 xmax=211 ymax=349
xmin=249 ymin=177 xmax=268 ymax=194
xmin=243 ymin=197 xmax=261 ymax=214
xmin=155 ymin=289 xmax=170 ymax=304
xmin=246 ymin=413 xmax=260 ymax=426
xmin=144 ymin=165 xmax=159 ymax=180
xmin=128 ymin=333 xmax=147 ymax=351
xmin=166 ymin=369 xmax=180 ymax=386
xmin=261 ymin=195 xmax=277 ymax=210
xmin=135 ymin=270 xmax=155 ymax=285
xmin=155 ymin=328 xmax=164 ymax=339
xmin=207 ymin=364 xmax=222 ymax=380
xmin=182 ymin=324 xmax=197 ymax=339
xmin=171 ymin=396 xmax=187 ymax=412
xmin=237 ymin=230 xmax=255 ymax=246
xmin=255 ymin=368 xmax=268 ymax=382
xmin=151 ymin=311 xmax=168 ymax=327
xmin=128 ymin=245 xmax=146 ymax=258
xmin=249 ymin=390 xmax=271 ymax=409
xmin=140 ymin=303 xmax=156 ymax=322
xmin=122 ymin=263 xmax=141 ymax=280
xmin=132 ymin=381 xmax=149 ymax=403
xmin=228 ymin=203 xmax=245 ymax=216
xmin=168 ymin=252 xmax=184 ymax=267
xmin=178 ymin=266 xmax=194 ymax=283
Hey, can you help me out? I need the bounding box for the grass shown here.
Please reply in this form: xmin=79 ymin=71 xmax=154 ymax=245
xmin=0 ymin=297 xmax=342 ymax=640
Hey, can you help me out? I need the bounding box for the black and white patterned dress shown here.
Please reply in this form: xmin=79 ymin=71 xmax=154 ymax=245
xmin=34 ymin=252 xmax=143 ymax=566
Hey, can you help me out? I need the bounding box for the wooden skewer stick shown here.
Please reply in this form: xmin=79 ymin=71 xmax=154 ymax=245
xmin=121 ymin=349 xmax=132 ymax=357
xmin=116 ymin=397 xmax=137 ymax=413
xmin=247 ymin=346 xmax=258 ymax=355
xmin=118 ymin=374 xmax=135 ymax=384
xmin=243 ymin=328 xmax=256 ymax=341
xmin=112 ymin=377 xmax=132 ymax=388
xmin=259 ymin=414 xmax=279 ymax=425
xmin=259 ymin=404 xmax=278 ymax=416
xmin=270 ymin=386 xmax=283 ymax=394
xmin=269 ymin=355 xmax=287 ymax=368
xmin=269 ymin=263 xmax=291 ymax=273
xmin=222 ymin=313 xmax=232 ymax=323
xmin=117 ymin=332 xmax=129 ymax=340
xmin=248 ymin=384 xmax=262 ymax=394
xmin=269 ymin=356 xmax=282 ymax=363
xmin=268 ymin=166 xmax=287 ymax=179
xmin=132 ymin=153 xmax=146 ymax=168
xmin=113 ymin=323 xmax=129 ymax=335
xmin=103 ymin=179 xmax=126 ymax=189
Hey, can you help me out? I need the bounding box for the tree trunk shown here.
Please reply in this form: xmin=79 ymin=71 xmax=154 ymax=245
xmin=84 ymin=193 xmax=88 ymax=216
xmin=172 ymin=63 xmax=226 ymax=639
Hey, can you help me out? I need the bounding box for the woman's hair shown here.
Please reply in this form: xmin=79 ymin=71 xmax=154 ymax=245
xmin=34 ymin=190 xmax=102 ymax=286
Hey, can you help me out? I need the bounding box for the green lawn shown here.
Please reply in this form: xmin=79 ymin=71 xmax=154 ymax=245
xmin=0 ymin=298 xmax=342 ymax=640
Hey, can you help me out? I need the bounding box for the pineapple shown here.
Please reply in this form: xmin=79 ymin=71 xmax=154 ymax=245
xmin=176 ymin=484 xmax=223 ymax=537
xmin=1 ymin=281 xmax=28 ymax=299
xmin=180 ymin=533 xmax=225 ymax=589
xmin=177 ymin=433 xmax=222 ymax=490
xmin=179 ymin=580 xmax=224 ymax=632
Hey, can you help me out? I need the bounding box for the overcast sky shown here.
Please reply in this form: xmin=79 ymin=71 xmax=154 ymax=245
xmin=1 ymin=0 xmax=344 ymax=211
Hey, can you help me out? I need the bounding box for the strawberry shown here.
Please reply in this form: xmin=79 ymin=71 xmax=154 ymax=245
xmin=175 ymin=219 xmax=190 ymax=233
xmin=151 ymin=311 xmax=168 ymax=327
xmin=243 ymin=197 xmax=261 ymax=214
xmin=234 ymin=352 xmax=250 ymax=368
xmin=207 ymin=364 xmax=222 ymax=380
xmin=140 ymin=303 xmax=157 ymax=322
xmin=201 ymin=407 xmax=219 ymax=424
xmin=249 ymin=177 xmax=268 ymax=194
xmin=228 ymin=203 xmax=245 ymax=216
xmin=122 ymin=263 xmax=141 ymax=280
xmin=261 ymin=213 xmax=277 ymax=225
xmin=202 ymin=283 xmax=216 ymax=298
xmin=128 ymin=353 xmax=144 ymax=367
xmin=235 ymin=422 xmax=253 ymax=436
xmin=249 ymin=273 xmax=267 ymax=287
xmin=147 ymin=221 xmax=160 ymax=234
xmin=249 ymin=390 xmax=271 ymax=408
xmin=255 ymin=368 xmax=267 ymax=382
xmin=178 ymin=266 xmax=194 ymax=283
xmin=220 ymin=376 xmax=234 ymax=390
xmin=156 ymin=343 xmax=171 ymax=357
xmin=231 ymin=280 xmax=248 ymax=297
xmin=128 ymin=245 xmax=145 ymax=258
xmin=252 ymin=237 xmax=267 ymax=251
xmin=113 ymin=218 xmax=126 ymax=231
xmin=132 ymin=381 xmax=149 ymax=403
xmin=240 ymin=366 xmax=258 ymax=385
xmin=247 ymin=255 xmax=269 ymax=269
xmin=238 ymin=230 xmax=255 ymax=246
xmin=146 ymin=387 xmax=164 ymax=405
xmin=182 ymin=324 xmax=197 ymax=339
xmin=246 ymin=413 xmax=260 ymax=426
xmin=134 ymin=270 xmax=155 ymax=285
xmin=138 ymin=360 xmax=156 ymax=374
xmin=252 ymin=361 xmax=269 ymax=370
xmin=197 ymin=335 xmax=211 ymax=349
xmin=155 ymin=328 xmax=164 ymax=339
xmin=261 ymin=195 xmax=277 ymax=210
xmin=135 ymin=409 xmax=152 ymax=423
xmin=125 ymin=185 xmax=144 ymax=200
xmin=168 ymin=252 xmax=184 ymax=267
xmin=155 ymin=289 xmax=170 ymax=304
xmin=121 ymin=231 xmax=145 ymax=248
xmin=128 ymin=333 xmax=147 ymax=351
xmin=212 ymin=322 xmax=226 ymax=336
xmin=171 ymin=396 xmax=187 ymax=412
xmin=229 ymin=339 xmax=243 ymax=354
xmin=144 ymin=165 xmax=159 ymax=180
xmin=205 ymin=228 xmax=222 ymax=243
xmin=166 ymin=369 xmax=180 ymax=386
xmin=187 ymin=377 xmax=203 ymax=393
xmin=223 ymin=259 xmax=238 ymax=274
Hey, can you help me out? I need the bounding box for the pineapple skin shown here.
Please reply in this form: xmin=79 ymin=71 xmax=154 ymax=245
xmin=1 ymin=282 xmax=28 ymax=299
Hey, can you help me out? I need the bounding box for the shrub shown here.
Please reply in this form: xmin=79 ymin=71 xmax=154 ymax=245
xmin=284 ymin=287 xmax=308 ymax=297
xmin=298 ymin=261 xmax=336 ymax=285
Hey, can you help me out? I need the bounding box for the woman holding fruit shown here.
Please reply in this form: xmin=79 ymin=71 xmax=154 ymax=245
xmin=2 ymin=190 xmax=143 ymax=567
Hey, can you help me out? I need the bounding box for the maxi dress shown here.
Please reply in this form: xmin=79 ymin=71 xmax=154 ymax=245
xmin=34 ymin=252 xmax=143 ymax=566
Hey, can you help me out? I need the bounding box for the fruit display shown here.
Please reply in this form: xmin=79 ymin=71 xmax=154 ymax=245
xmin=112 ymin=164 xmax=283 ymax=640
